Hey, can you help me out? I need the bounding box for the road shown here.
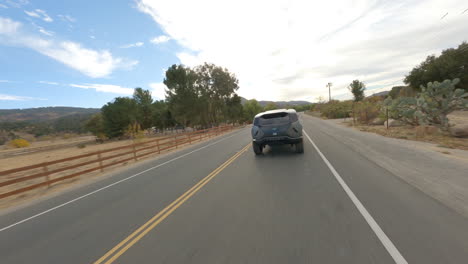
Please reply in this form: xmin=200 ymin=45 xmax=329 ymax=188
xmin=1 ymin=114 xmax=468 ymax=264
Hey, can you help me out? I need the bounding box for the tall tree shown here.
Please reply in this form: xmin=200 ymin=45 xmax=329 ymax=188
xmin=101 ymin=97 xmax=137 ymax=138
xmin=164 ymin=63 xmax=240 ymax=127
xmin=133 ymin=87 xmax=154 ymax=130
xmin=194 ymin=63 xmax=240 ymax=125
xmin=243 ymin=99 xmax=263 ymax=121
xmin=225 ymin=94 xmax=243 ymax=122
xmin=152 ymin=100 xmax=175 ymax=130
xmin=164 ymin=64 xmax=198 ymax=127
xmin=404 ymin=42 xmax=468 ymax=91
xmin=348 ymin=80 xmax=366 ymax=102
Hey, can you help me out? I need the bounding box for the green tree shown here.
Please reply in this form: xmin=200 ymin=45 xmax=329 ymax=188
xmin=194 ymin=63 xmax=240 ymax=125
xmin=85 ymin=113 xmax=105 ymax=137
xmin=133 ymin=87 xmax=153 ymax=130
xmin=164 ymin=63 xmax=241 ymax=127
xmin=243 ymin=99 xmax=263 ymax=121
xmin=101 ymin=97 xmax=138 ymax=138
xmin=404 ymin=42 xmax=468 ymax=92
xmin=225 ymin=94 xmax=243 ymax=122
xmin=152 ymin=100 xmax=176 ymax=130
xmin=264 ymin=102 xmax=277 ymax=111
xmin=164 ymin=64 xmax=199 ymax=127
xmin=348 ymin=80 xmax=366 ymax=102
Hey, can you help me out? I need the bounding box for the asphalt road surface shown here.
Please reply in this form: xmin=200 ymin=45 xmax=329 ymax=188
xmin=1 ymin=114 xmax=468 ymax=264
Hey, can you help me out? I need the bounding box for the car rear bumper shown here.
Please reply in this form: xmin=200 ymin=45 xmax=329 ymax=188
xmin=253 ymin=136 xmax=302 ymax=145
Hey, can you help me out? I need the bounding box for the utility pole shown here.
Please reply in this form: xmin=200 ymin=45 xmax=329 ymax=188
xmin=327 ymin=82 xmax=332 ymax=102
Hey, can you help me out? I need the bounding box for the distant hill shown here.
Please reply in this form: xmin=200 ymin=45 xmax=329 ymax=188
xmin=240 ymin=97 xmax=312 ymax=107
xmin=0 ymin=107 xmax=100 ymax=122
xmin=258 ymin=100 xmax=312 ymax=107
xmin=369 ymin=91 xmax=389 ymax=97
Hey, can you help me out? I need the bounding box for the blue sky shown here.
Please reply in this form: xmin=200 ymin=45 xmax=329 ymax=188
xmin=1 ymin=0 xmax=467 ymax=109
xmin=0 ymin=0 xmax=179 ymax=109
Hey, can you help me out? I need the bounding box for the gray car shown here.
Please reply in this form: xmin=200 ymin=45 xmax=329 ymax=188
xmin=251 ymin=109 xmax=303 ymax=155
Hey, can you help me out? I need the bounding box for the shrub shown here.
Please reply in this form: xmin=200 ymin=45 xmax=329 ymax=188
xmin=383 ymin=78 xmax=468 ymax=129
xmin=61 ymin=133 xmax=76 ymax=139
xmin=383 ymin=97 xmax=419 ymax=125
xmin=354 ymin=100 xmax=381 ymax=124
xmin=320 ymin=100 xmax=353 ymax=119
xmin=9 ymin=138 xmax=30 ymax=148
xmin=415 ymin=79 xmax=468 ymax=130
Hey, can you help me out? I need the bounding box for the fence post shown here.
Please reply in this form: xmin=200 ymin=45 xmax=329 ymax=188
xmin=188 ymin=134 xmax=192 ymax=144
xmin=42 ymin=163 xmax=50 ymax=188
xmin=352 ymin=103 xmax=356 ymax=126
xmin=386 ymin=107 xmax=389 ymax=129
xmin=132 ymin=143 xmax=137 ymax=161
xmin=97 ymin=151 xmax=104 ymax=172
xmin=175 ymin=134 xmax=178 ymax=149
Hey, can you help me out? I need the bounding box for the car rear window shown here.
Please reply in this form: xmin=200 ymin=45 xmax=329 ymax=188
xmin=257 ymin=112 xmax=290 ymax=126
xmin=289 ymin=113 xmax=298 ymax=122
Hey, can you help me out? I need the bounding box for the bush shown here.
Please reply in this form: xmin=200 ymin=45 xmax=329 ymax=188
xmin=354 ymin=100 xmax=381 ymax=124
xmin=319 ymin=100 xmax=353 ymax=119
xmin=415 ymin=79 xmax=468 ymax=130
xmin=383 ymin=97 xmax=419 ymax=125
xmin=9 ymin=138 xmax=30 ymax=148
xmin=383 ymin=78 xmax=468 ymax=129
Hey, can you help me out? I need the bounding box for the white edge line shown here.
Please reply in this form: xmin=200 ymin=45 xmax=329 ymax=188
xmin=0 ymin=131 xmax=243 ymax=232
xmin=303 ymin=130 xmax=408 ymax=264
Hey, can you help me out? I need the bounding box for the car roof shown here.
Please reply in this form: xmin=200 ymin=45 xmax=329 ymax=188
xmin=254 ymin=109 xmax=297 ymax=118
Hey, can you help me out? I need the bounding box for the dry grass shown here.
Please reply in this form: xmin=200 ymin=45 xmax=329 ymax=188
xmin=0 ymin=129 xmax=237 ymax=210
xmin=346 ymin=123 xmax=468 ymax=150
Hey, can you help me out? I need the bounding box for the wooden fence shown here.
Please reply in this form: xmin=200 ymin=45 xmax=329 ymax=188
xmin=0 ymin=125 xmax=236 ymax=200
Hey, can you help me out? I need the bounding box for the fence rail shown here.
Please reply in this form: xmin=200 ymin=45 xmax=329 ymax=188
xmin=0 ymin=125 xmax=236 ymax=200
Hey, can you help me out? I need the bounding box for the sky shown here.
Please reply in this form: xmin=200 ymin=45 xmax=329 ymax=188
xmin=0 ymin=0 xmax=467 ymax=109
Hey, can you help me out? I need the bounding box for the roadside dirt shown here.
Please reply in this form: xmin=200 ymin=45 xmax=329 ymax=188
xmin=325 ymin=110 xmax=468 ymax=151
xmin=0 ymin=128 xmax=239 ymax=211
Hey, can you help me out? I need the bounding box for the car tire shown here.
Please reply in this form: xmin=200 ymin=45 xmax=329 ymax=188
xmin=253 ymin=142 xmax=263 ymax=155
xmin=295 ymin=140 xmax=304 ymax=153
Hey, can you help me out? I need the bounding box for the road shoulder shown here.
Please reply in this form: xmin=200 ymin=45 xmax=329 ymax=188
xmin=302 ymin=114 xmax=468 ymax=218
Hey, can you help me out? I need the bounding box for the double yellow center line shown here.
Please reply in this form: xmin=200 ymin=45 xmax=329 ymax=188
xmin=94 ymin=143 xmax=250 ymax=264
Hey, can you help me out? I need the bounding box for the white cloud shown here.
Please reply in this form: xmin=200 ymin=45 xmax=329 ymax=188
xmin=35 ymin=9 xmax=53 ymax=22
xmin=3 ymin=0 xmax=28 ymax=8
xmin=38 ymin=27 xmax=54 ymax=36
xmin=150 ymin=35 xmax=170 ymax=44
xmin=0 ymin=17 xmax=137 ymax=78
xmin=89 ymin=35 xmax=96 ymax=39
xmin=25 ymin=9 xmax=53 ymax=22
xmin=58 ymin=14 xmax=76 ymax=23
xmin=38 ymin=81 xmax=59 ymax=85
xmin=70 ymin=83 xmax=134 ymax=95
xmin=149 ymin=82 xmax=167 ymax=99
xmin=0 ymin=93 xmax=45 ymax=101
xmin=0 ymin=79 xmax=11 ymax=82
xmin=0 ymin=17 xmax=20 ymax=34
xmin=24 ymin=10 xmax=39 ymax=18
xmin=0 ymin=4 xmax=8 ymax=8
xmin=31 ymin=23 xmax=54 ymax=36
xmin=137 ymin=0 xmax=468 ymax=101
xmin=120 ymin=41 xmax=144 ymax=48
